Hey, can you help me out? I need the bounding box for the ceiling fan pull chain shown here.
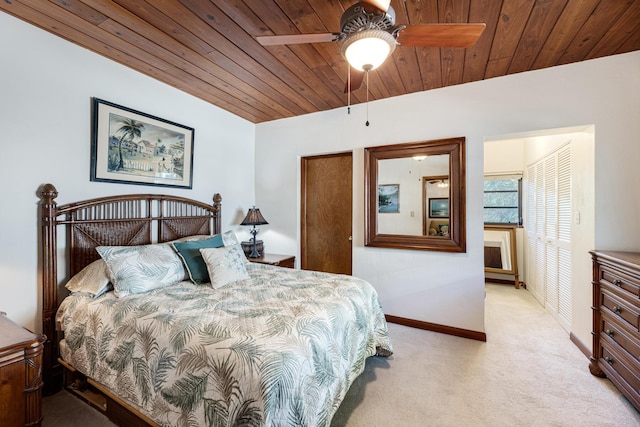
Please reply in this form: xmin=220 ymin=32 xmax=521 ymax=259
xmin=365 ymin=71 xmax=370 ymax=126
xmin=347 ymin=66 xmax=351 ymax=115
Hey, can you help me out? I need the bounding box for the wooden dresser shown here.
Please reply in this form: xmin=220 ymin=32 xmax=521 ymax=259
xmin=0 ymin=313 xmax=46 ymax=427
xmin=589 ymin=250 xmax=640 ymax=411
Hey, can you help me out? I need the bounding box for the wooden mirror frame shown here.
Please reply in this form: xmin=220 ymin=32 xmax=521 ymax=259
xmin=364 ymin=137 xmax=466 ymax=252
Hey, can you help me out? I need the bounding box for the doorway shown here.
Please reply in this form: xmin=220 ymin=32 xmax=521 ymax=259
xmin=483 ymin=126 xmax=595 ymax=338
xmin=300 ymin=152 xmax=353 ymax=274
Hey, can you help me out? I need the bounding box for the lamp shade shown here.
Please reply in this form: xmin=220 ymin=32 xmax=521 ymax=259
xmin=341 ymin=29 xmax=396 ymax=72
xmin=240 ymin=207 xmax=268 ymax=226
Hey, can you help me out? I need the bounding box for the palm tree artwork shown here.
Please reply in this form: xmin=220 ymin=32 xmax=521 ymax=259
xmin=114 ymin=118 xmax=144 ymax=171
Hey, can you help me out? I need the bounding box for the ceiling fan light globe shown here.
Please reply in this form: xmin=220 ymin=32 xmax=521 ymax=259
xmin=341 ymin=29 xmax=396 ymax=72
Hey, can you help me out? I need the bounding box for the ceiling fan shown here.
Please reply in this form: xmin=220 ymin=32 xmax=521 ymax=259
xmin=257 ymin=0 xmax=486 ymax=92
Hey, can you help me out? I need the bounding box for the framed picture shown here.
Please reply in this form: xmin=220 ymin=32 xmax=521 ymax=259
xmin=91 ymin=98 xmax=194 ymax=188
xmin=378 ymin=184 xmax=399 ymax=213
xmin=429 ymin=198 xmax=449 ymax=218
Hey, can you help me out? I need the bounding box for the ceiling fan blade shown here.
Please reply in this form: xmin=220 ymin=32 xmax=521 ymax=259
xmin=361 ymin=0 xmax=391 ymax=13
xmin=344 ymin=69 xmax=365 ymax=93
xmin=257 ymin=33 xmax=340 ymax=46
xmin=397 ymin=24 xmax=486 ymax=48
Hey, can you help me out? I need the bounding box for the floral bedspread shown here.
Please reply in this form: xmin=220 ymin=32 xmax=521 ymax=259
xmin=57 ymin=263 xmax=392 ymax=427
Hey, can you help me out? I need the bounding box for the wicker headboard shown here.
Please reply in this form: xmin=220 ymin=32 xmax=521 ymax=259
xmin=37 ymin=183 xmax=222 ymax=394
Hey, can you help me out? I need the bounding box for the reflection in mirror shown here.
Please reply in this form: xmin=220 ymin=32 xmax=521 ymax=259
xmin=377 ymin=155 xmax=449 ymax=235
xmin=422 ymin=174 xmax=450 ymax=236
xmin=484 ymin=225 xmax=519 ymax=288
xmin=365 ymin=137 xmax=466 ymax=252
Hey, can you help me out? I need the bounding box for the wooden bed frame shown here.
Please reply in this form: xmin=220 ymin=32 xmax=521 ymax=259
xmin=38 ymin=183 xmax=222 ymax=424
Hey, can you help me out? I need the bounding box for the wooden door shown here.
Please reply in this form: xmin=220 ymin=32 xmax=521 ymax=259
xmin=301 ymin=152 xmax=352 ymax=274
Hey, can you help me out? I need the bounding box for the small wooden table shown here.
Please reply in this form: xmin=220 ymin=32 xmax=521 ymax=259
xmin=247 ymin=253 xmax=295 ymax=268
xmin=0 ymin=313 xmax=46 ymax=427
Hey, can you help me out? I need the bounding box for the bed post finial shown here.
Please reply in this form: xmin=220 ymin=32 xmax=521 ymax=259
xmin=213 ymin=193 xmax=222 ymax=234
xmin=38 ymin=183 xmax=58 ymax=203
xmin=38 ymin=183 xmax=61 ymax=395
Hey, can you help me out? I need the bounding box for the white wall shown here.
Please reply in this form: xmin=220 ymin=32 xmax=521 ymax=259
xmin=256 ymin=50 xmax=640 ymax=335
xmin=484 ymin=139 xmax=525 ymax=173
xmin=0 ymin=13 xmax=256 ymax=332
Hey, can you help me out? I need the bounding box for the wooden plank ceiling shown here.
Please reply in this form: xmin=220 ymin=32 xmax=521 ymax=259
xmin=2 ymin=0 xmax=639 ymax=123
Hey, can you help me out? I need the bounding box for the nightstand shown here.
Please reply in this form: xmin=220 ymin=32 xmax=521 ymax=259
xmin=247 ymin=253 xmax=295 ymax=268
xmin=0 ymin=313 xmax=46 ymax=427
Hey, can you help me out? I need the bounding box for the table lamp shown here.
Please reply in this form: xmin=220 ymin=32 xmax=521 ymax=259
xmin=240 ymin=206 xmax=268 ymax=258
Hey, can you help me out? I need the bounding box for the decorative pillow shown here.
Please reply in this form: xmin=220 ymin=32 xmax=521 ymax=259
xmin=64 ymin=259 xmax=112 ymax=298
xmin=96 ymin=243 xmax=186 ymax=297
xmin=172 ymin=230 xmax=239 ymax=244
xmin=172 ymin=235 xmax=224 ymax=284
xmin=171 ymin=234 xmax=215 ymax=243
xmin=200 ymin=244 xmax=250 ymax=289
xmin=221 ymin=230 xmax=240 ymax=246
xmin=220 ymin=230 xmax=251 ymax=266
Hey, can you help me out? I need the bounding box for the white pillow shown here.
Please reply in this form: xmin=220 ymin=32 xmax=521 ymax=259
xmin=171 ymin=234 xmax=214 ymax=243
xmin=200 ymin=244 xmax=249 ymax=289
xmin=173 ymin=230 xmax=239 ymax=245
xmin=96 ymin=243 xmax=185 ymax=297
xmin=220 ymin=230 xmax=251 ymax=265
xmin=221 ymin=230 xmax=240 ymax=246
xmin=65 ymin=259 xmax=112 ymax=298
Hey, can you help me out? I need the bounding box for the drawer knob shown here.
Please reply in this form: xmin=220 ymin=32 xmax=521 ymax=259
xmin=612 ymin=306 xmax=622 ymax=314
xmin=613 ymin=279 xmax=622 ymax=287
xmin=605 ymin=330 xmax=615 ymax=337
xmin=604 ymin=356 xmax=614 ymax=365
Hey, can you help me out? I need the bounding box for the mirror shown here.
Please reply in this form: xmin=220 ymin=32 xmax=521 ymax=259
xmin=365 ymin=137 xmax=466 ymax=252
xmin=484 ymin=225 xmax=519 ymax=288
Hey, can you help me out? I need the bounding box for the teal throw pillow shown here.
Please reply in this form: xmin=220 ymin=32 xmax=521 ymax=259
xmin=172 ymin=234 xmax=225 ymax=284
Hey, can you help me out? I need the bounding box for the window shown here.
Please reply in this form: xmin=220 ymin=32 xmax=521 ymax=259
xmin=484 ymin=176 xmax=522 ymax=225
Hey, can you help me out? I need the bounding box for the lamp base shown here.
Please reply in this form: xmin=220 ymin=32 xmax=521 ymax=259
xmin=241 ymin=240 xmax=263 ymax=257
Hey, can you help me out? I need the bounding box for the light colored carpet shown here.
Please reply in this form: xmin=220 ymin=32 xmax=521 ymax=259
xmin=43 ymin=284 xmax=640 ymax=426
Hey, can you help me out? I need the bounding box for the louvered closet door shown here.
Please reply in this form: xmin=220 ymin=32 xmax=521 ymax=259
xmin=525 ymin=143 xmax=572 ymax=332
xmin=556 ymin=146 xmax=572 ymax=329
xmin=534 ymin=161 xmax=546 ymax=304
xmin=526 ymin=164 xmax=542 ymax=302
xmin=544 ymin=155 xmax=559 ymax=315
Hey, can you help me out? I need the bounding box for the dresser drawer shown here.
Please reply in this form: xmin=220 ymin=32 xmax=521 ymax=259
xmin=601 ymin=289 xmax=640 ymax=332
xmin=600 ymin=264 xmax=640 ymax=299
xmin=601 ymin=313 xmax=640 ymax=361
xmin=591 ymin=250 xmax=640 ymax=412
xmin=600 ymin=344 xmax=640 ymax=394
